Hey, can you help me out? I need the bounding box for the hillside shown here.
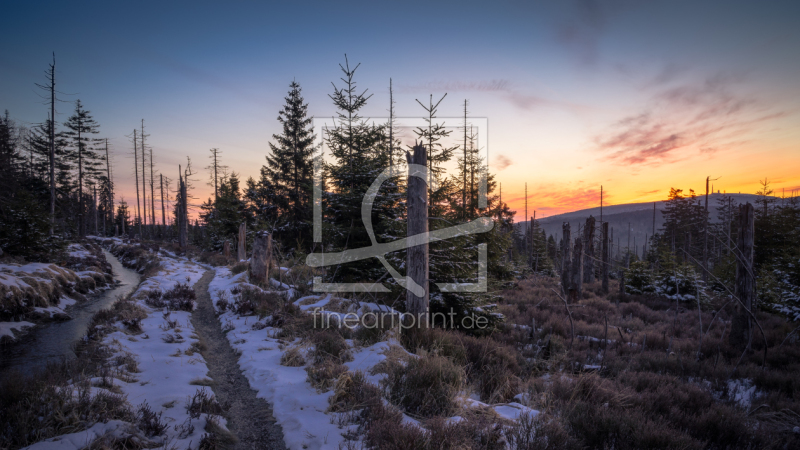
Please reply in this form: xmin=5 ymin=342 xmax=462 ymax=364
xmin=519 ymin=193 xmax=772 ymax=256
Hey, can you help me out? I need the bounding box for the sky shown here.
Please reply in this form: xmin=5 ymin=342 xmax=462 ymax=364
xmin=2 ymin=0 xmax=799 ymax=220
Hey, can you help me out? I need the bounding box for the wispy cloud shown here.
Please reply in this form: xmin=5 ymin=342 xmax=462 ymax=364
xmin=494 ymin=154 xmax=513 ymax=170
xmin=595 ymin=73 xmax=786 ymax=165
xmin=397 ymin=79 xmax=587 ymax=112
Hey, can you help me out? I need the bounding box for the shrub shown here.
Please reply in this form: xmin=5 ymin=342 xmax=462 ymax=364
xmin=461 ymin=335 xmax=522 ymax=403
xmin=386 ymin=354 xmax=464 ymax=418
xmin=233 ymin=286 xmax=282 ymax=317
xmin=310 ymin=329 xmax=352 ymax=363
xmin=306 ymin=359 xmax=348 ymax=392
xmin=230 ymin=261 xmax=248 ymax=275
xmin=505 ymin=411 xmax=579 ymax=450
xmin=280 ymin=347 xmax=306 ymax=367
xmin=136 ymin=402 xmax=168 ymax=437
xmin=328 ymin=371 xmax=382 ymax=412
xmin=353 ymin=312 xmax=397 ymax=346
xmin=162 ymin=283 xmax=196 ymax=311
xmin=186 ymin=388 xmax=224 ymax=419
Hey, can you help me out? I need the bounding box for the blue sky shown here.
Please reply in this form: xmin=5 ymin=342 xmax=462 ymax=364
xmin=2 ymin=0 xmax=799 ymax=216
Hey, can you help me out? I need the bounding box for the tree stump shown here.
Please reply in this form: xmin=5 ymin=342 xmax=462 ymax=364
xmin=251 ymin=232 xmax=273 ymax=285
xmin=223 ymin=240 xmax=231 ymax=260
xmin=237 ymin=223 xmax=246 ymax=261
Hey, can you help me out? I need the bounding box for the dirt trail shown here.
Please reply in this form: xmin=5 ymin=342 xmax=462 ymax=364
xmin=192 ymin=271 xmax=286 ymax=450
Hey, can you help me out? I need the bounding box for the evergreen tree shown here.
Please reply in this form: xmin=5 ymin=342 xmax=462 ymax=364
xmin=265 ymin=81 xmax=316 ymax=247
xmin=323 ymin=56 xmax=398 ymax=283
xmin=63 ymin=100 xmax=103 ymax=237
xmin=201 ymin=173 xmax=246 ymax=251
xmin=0 ymin=111 xmax=65 ymax=259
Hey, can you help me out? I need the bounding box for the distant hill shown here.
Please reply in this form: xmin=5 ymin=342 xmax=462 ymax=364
xmin=517 ymin=193 xmax=770 ymax=257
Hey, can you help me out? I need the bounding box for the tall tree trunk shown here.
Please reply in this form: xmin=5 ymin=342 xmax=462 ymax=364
xmin=571 ymin=237 xmax=583 ymax=302
xmin=160 ymin=174 xmax=166 ymax=233
xmin=93 ymin=185 xmax=98 ymax=235
xmin=78 ymin=124 xmax=84 ymax=237
xmin=583 ymin=216 xmax=596 ymax=283
xmin=133 ymin=129 xmax=142 ymax=237
xmin=238 ymin=222 xmax=246 ymax=261
xmin=105 ymin=138 xmax=113 ymax=235
xmin=150 ymin=146 xmax=156 ymax=237
xmin=141 ymin=120 xmax=147 ymax=237
xmin=178 ymin=166 xmax=188 ymax=249
xmin=406 ymin=144 xmax=429 ymax=329
xmin=703 ymin=176 xmax=709 ymax=282
xmin=49 ymin=55 xmax=56 ymax=234
xmin=561 ymin=222 xmax=572 ymax=296
xmin=602 ymin=222 xmax=609 ymax=294
xmin=730 ymin=203 xmax=755 ymax=349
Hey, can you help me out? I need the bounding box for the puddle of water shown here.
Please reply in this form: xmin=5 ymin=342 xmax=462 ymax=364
xmin=0 ymin=249 xmax=141 ymax=377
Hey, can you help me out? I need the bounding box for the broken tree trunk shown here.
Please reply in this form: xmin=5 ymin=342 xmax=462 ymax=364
xmin=561 ymin=222 xmax=572 ymax=296
xmin=406 ymin=144 xmax=429 ymax=329
xmin=251 ymin=231 xmax=273 ymax=286
xmin=602 ymin=222 xmax=609 ymax=294
xmin=237 ymin=222 xmax=246 ymax=261
xmin=583 ymin=215 xmax=596 ymax=284
xmin=730 ymin=203 xmax=755 ymax=349
xmin=223 ymin=240 xmax=231 ymax=260
xmin=570 ymin=237 xmax=583 ymax=302
xmin=178 ymin=166 xmax=188 ymax=249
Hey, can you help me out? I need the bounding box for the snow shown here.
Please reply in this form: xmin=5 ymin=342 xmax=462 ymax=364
xmin=0 ymin=321 xmax=35 ymax=339
xmin=22 ymin=420 xmax=139 ymax=450
xmin=67 ymin=243 xmax=93 ymax=259
xmin=207 ymin=266 xmax=541 ymax=448
xmin=27 ymin=249 xmax=230 ymax=450
xmin=727 ymin=379 xmax=762 ymax=409
xmin=493 ymin=402 xmax=539 ymax=421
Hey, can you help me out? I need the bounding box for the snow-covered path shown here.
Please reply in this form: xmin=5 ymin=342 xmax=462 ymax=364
xmin=190 ymin=270 xmax=286 ymax=450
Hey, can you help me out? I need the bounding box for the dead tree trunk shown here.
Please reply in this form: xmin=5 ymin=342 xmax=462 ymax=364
xmin=160 ymin=174 xmax=166 ymax=234
xmin=223 ymin=240 xmax=231 ymax=260
xmin=602 ymin=222 xmax=609 ymax=294
xmin=703 ymin=176 xmax=709 ymax=282
xmin=583 ymin=216 xmax=596 ymax=283
xmin=570 ymin=237 xmax=583 ymax=302
xmin=251 ymin=232 xmax=273 ymax=286
xmin=178 ymin=166 xmax=188 ymax=249
xmin=730 ymin=203 xmax=755 ymax=349
xmin=238 ymin=222 xmax=246 ymax=261
xmin=406 ymin=144 xmax=429 ymax=329
xmin=561 ymin=222 xmax=572 ymax=296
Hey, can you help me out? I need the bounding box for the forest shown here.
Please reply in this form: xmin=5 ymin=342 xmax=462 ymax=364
xmin=2 ymin=54 xmax=800 ymax=450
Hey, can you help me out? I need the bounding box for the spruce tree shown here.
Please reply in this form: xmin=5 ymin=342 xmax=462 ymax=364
xmin=324 ymin=56 xmax=398 ymax=283
xmin=63 ymin=100 xmax=102 ymax=237
xmin=265 ymin=81 xmax=316 ymax=247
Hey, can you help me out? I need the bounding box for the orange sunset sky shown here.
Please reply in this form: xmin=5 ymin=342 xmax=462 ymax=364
xmin=3 ymin=0 xmax=799 ymax=221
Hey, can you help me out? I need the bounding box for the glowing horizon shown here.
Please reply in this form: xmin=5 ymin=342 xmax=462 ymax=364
xmin=2 ymin=1 xmax=799 ymax=224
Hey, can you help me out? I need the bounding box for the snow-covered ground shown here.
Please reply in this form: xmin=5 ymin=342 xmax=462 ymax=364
xmin=23 ymin=246 xmax=226 ymax=450
xmin=0 ymin=243 xmax=111 ymax=341
xmin=208 ymin=266 xmax=539 ymax=449
xmin=93 ymin=252 xmax=223 ymax=450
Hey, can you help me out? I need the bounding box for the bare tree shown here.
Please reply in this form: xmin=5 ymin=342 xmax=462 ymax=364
xmin=132 ymin=129 xmax=142 ymax=237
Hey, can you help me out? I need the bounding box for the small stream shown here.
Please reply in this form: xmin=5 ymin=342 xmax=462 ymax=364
xmin=0 ymin=249 xmax=141 ymax=377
